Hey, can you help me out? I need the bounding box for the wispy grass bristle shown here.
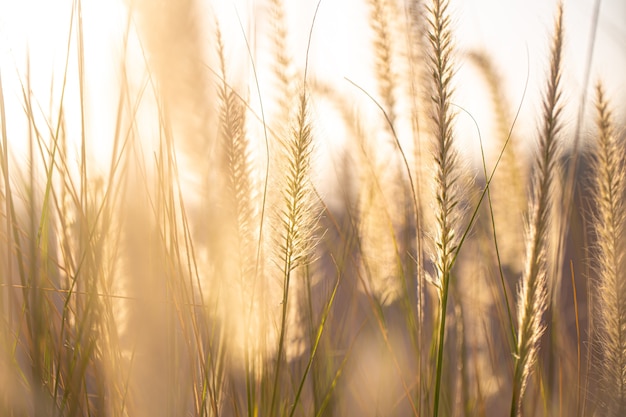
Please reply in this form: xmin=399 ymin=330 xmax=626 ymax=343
xmin=1 ymin=1 xmax=625 ymax=416
xmin=269 ymin=90 xmax=318 ymax=415
xmin=468 ymin=50 xmax=526 ymax=272
xmin=425 ymin=0 xmax=472 ymax=415
xmin=593 ymin=82 xmax=626 ymax=417
xmin=511 ymin=3 xmax=564 ymax=416
xmin=368 ymin=0 xmax=397 ymax=127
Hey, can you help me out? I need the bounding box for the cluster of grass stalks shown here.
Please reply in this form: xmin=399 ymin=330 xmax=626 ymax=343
xmin=1 ymin=0 xmax=625 ymax=416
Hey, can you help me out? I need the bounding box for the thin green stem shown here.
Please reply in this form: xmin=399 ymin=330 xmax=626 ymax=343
xmin=433 ymin=271 xmax=450 ymax=417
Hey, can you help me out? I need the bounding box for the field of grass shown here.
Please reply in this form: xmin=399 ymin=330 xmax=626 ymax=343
xmin=0 ymin=0 xmax=625 ymax=416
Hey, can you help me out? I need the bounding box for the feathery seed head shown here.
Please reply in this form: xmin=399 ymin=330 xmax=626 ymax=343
xmin=512 ymin=3 xmax=565 ymax=414
xmin=593 ymin=82 xmax=626 ymax=416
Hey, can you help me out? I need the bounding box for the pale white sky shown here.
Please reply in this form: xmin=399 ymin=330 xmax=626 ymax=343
xmin=0 ymin=0 xmax=624 ymax=175
xmin=453 ymin=0 xmax=626 ymax=160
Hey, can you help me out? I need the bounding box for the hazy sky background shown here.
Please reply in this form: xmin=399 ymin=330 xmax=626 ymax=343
xmin=282 ymin=0 xmax=626 ymax=161
xmin=0 ymin=0 xmax=624 ymax=172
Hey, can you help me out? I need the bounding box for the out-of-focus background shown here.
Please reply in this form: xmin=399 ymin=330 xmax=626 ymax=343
xmin=1 ymin=1 xmax=625 ymax=416
xmin=1 ymin=0 xmax=624 ymax=173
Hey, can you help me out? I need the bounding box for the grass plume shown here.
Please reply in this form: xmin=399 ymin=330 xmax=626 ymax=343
xmin=1 ymin=1 xmax=626 ymax=416
xmin=593 ymin=82 xmax=626 ymax=417
xmin=368 ymin=0 xmax=397 ymax=127
xmin=269 ymin=91 xmax=318 ymax=416
xmin=511 ymin=3 xmax=564 ymax=415
xmin=424 ymin=0 xmax=471 ymax=415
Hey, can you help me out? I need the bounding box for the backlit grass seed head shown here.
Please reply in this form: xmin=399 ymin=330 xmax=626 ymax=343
xmin=368 ymin=0 xmax=397 ymax=127
xmin=215 ymin=24 xmax=265 ymax=362
xmin=268 ymin=0 xmax=296 ymax=122
xmin=468 ymin=51 xmax=527 ymax=273
xmin=276 ymin=92 xmax=317 ymax=271
xmin=357 ymin=150 xmax=405 ymax=306
xmin=593 ymin=82 xmax=626 ymax=417
xmin=512 ymin=3 xmax=564 ymax=414
xmin=427 ymin=1 xmax=473 ymax=416
xmin=425 ymin=0 xmax=467 ymax=290
xmin=267 ymin=90 xmax=318 ymax=363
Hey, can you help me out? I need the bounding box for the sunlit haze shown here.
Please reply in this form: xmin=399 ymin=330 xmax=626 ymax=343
xmin=2 ymin=0 xmax=625 ymax=175
xmin=1 ymin=1 xmax=626 ymax=415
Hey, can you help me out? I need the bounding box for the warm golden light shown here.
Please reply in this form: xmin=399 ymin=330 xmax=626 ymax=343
xmin=1 ymin=0 xmax=625 ymax=416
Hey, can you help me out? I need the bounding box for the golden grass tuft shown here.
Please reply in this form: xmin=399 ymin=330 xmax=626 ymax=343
xmin=593 ymin=82 xmax=626 ymax=417
xmin=269 ymin=90 xmax=318 ymax=415
xmin=511 ymin=3 xmax=565 ymax=415
xmin=425 ymin=0 xmax=472 ymax=415
xmin=2 ymin=1 xmax=626 ymax=416
xmin=368 ymin=0 xmax=397 ymax=128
